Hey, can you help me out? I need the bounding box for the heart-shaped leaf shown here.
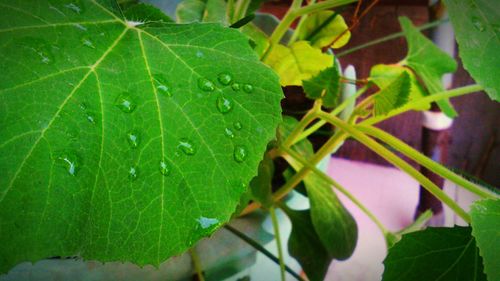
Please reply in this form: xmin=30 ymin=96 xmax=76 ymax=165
xmin=0 ymin=0 xmax=282 ymax=273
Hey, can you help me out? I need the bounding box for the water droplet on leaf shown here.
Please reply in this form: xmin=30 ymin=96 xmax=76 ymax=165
xmin=178 ymin=138 xmax=196 ymax=155
xmin=86 ymin=113 xmax=96 ymax=124
xmin=243 ymin=84 xmax=253 ymax=93
xmin=231 ymin=83 xmax=240 ymax=91
xmin=197 ymin=217 xmax=220 ymax=229
xmin=198 ymin=78 xmax=215 ymax=92
xmin=74 ymin=23 xmax=87 ymax=31
xmin=154 ymin=74 xmax=172 ymax=97
xmin=159 ymin=158 xmax=170 ymax=176
xmin=217 ymin=73 xmax=232 ymax=85
xmin=81 ymin=37 xmax=95 ymax=49
xmin=126 ymin=130 xmax=140 ymax=148
xmin=224 ymin=128 xmax=235 ymax=138
xmin=233 ymin=121 xmax=242 ymax=130
xmin=216 ymin=95 xmax=233 ymax=114
xmin=55 ymin=153 xmax=78 ymax=176
xmin=115 ymin=93 xmax=136 ymax=113
xmin=64 ymin=2 xmax=82 ymax=14
xmin=128 ymin=166 xmax=138 ymax=181
xmin=233 ymin=145 xmax=247 ymax=163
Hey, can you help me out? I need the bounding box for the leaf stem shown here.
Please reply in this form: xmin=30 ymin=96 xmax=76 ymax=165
xmin=270 ymin=207 xmax=286 ymax=281
xmin=280 ymin=145 xmax=391 ymax=236
xmin=337 ymin=18 xmax=448 ymax=57
xmin=357 ymin=125 xmax=497 ymax=199
xmin=317 ymin=112 xmax=472 ymax=223
xmin=189 ymin=249 xmax=205 ymax=281
xmin=224 ymin=225 xmax=306 ymax=281
xmin=361 ymin=84 xmax=483 ymax=126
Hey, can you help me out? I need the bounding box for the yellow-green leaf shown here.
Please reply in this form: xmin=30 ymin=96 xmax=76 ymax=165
xmin=297 ymin=11 xmax=350 ymax=49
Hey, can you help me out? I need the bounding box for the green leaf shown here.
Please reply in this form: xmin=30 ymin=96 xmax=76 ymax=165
xmin=0 ymin=0 xmax=282 ymax=273
xmin=373 ymin=72 xmax=411 ymax=116
xmin=123 ymin=3 xmax=174 ymax=23
xmin=470 ymin=199 xmax=500 ymax=281
xmin=240 ymin=22 xmax=270 ymax=57
xmin=176 ymin=0 xmax=227 ymax=24
xmin=370 ymin=64 xmax=430 ymax=111
xmin=285 ymin=208 xmax=332 ymax=281
xmin=266 ymin=41 xmax=334 ymax=86
xmin=278 ymin=117 xmax=358 ymax=260
xmin=382 ymin=226 xmax=487 ymax=281
xmin=297 ymin=10 xmax=350 ymax=49
xmin=399 ymin=17 xmax=458 ymax=117
xmin=444 ymin=0 xmax=500 ymax=101
xmin=249 ymin=155 xmax=274 ymax=208
xmin=303 ymin=66 xmax=341 ymax=108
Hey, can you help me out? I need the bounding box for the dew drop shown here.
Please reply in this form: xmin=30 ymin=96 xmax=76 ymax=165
xmin=196 ymin=50 xmax=204 ymax=58
xmin=233 ymin=145 xmax=248 ymax=163
xmin=154 ymin=74 xmax=172 ymax=97
xmin=159 ymin=158 xmax=170 ymax=176
xmin=224 ymin=127 xmax=235 ymax=138
xmin=472 ymin=16 xmax=485 ymax=31
xmin=233 ymin=121 xmax=242 ymax=130
xmin=81 ymin=37 xmax=95 ymax=49
xmin=128 ymin=166 xmax=138 ymax=181
xmin=196 ymin=216 xmax=220 ymax=229
xmin=126 ymin=130 xmax=140 ymax=148
xmin=231 ymin=83 xmax=241 ymax=91
xmin=55 ymin=153 xmax=78 ymax=176
xmin=86 ymin=113 xmax=96 ymax=124
xmin=74 ymin=23 xmax=87 ymax=31
xmin=217 ymin=73 xmax=233 ymax=86
xmin=243 ymin=84 xmax=253 ymax=93
xmin=79 ymin=102 xmax=87 ymax=110
xmin=64 ymin=3 xmax=82 ymax=14
xmin=178 ymin=138 xmax=196 ymax=155
xmin=198 ymin=78 xmax=215 ymax=92
xmin=216 ymin=95 xmax=233 ymax=114
xmin=115 ymin=93 xmax=136 ymax=113
xmin=22 ymin=37 xmax=55 ymax=64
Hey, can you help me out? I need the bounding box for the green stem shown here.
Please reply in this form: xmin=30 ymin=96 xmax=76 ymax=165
xmin=282 ymin=111 xmax=318 ymax=149
xmin=294 ymin=84 xmax=369 ymax=144
xmin=317 ymin=112 xmax=472 ymax=223
xmin=280 ymin=146 xmax=391 ymax=236
xmin=288 ymin=0 xmax=317 ymax=45
xmin=189 ymin=249 xmax=205 ymax=281
xmin=362 ymin=84 xmax=483 ymax=126
xmin=224 ymin=225 xmax=306 ymax=281
xmin=358 ymin=125 xmax=497 ymax=199
xmin=270 ymin=207 xmax=286 ymax=281
xmin=337 ymin=18 xmax=448 ymax=57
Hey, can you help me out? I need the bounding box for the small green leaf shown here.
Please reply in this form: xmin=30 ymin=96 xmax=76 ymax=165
xmin=297 ymin=11 xmax=351 ymax=49
xmin=176 ymin=0 xmax=227 ymax=24
xmin=249 ymin=155 xmax=274 ymax=208
xmin=0 ymin=0 xmax=282 ymax=273
xmin=444 ymin=0 xmax=500 ymax=101
xmin=303 ymin=66 xmax=341 ymax=108
xmin=382 ymin=226 xmax=486 ymax=281
xmin=373 ymin=72 xmax=411 ymax=116
xmin=470 ymin=199 xmax=500 ymax=281
xmin=286 ymin=208 xmax=332 ymax=281
xmin=399 ymin=17 xmax=458 ymax=117
xmin=278 ymin=117 xmax=358 ymax=260
xmin=266 ymin=41 xmax=334 ymax=86
xmin=370 ymin=64 xmax=430 ymax=111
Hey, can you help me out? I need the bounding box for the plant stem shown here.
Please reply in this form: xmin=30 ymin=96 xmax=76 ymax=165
xmin=294 ymin=84 xmax=369 ymax=144
xmin=280 ymin=145 xmax=391 ymax=236
xmin=358 ymin=125 xmax=497 ymax=199
xmin=288 ymin=0 xmax=317 ymax=45
xmin=317 ymin=112 xmax=472 ymax=223
xmin=189 ymin=249 xmax=205 ymax=281
xmin=233 ymin=0 xmax=251 ymax=22
xmin=270 ymin=207 xmax=286 ymax=281
xmin=362 ymin=84 xmax=483 ymax=126
xmin=224 ymin=225 xmax=306 ymax=281
xmin=282 ymin=111 xmax=318 ymax=149
xmin=337 ymin=18 xmax=448 ymax=57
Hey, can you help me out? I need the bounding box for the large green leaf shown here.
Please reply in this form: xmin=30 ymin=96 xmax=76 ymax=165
xmin=0 ymin=0 xmax=282 ymax=273
xmin=444 ymin=0 xmax=500 ymax=101
xmin=286 ymin=208 xmax=332 ymax=281
xmin=297 ymin=10 xmax=350 ymax=49
xmin=266 ymin=41 xmax=334 ymax=86
xmin=471 ymin=199 xmax=500 ymax=281
xmin=278 ymin=117 xmax=358 ymax=260
xmin=382 ymin=226 xmax=487 ymax=281
xmin=399 ymin=17 xmax=458 ymax=117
